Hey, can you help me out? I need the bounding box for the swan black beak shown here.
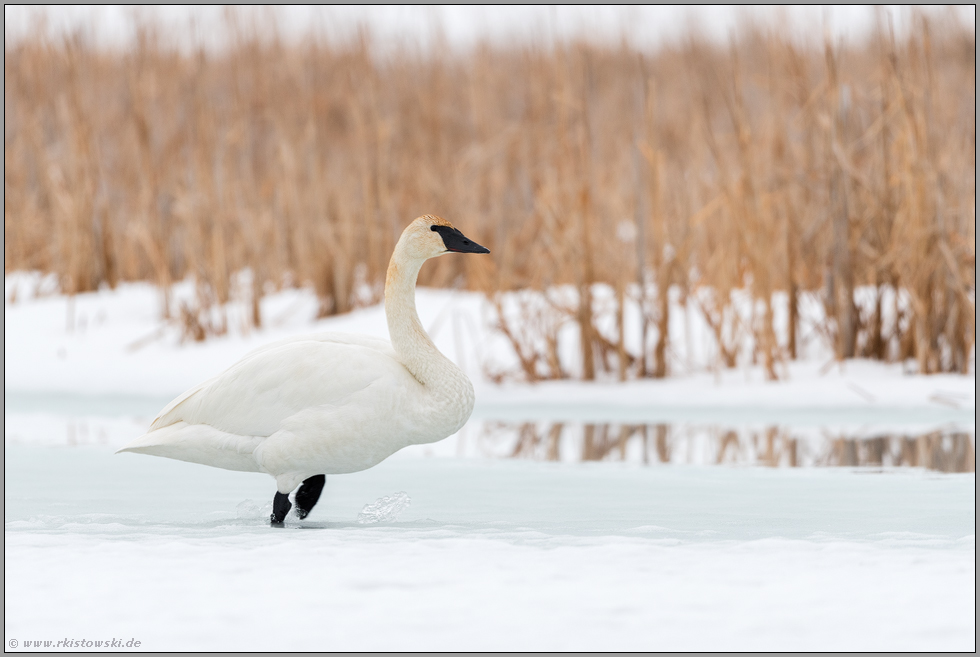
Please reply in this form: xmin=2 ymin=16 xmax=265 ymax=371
xmin=431 ymin=225 xmax=490 ymax=254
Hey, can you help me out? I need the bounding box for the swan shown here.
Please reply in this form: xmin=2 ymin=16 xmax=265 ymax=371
xmin=117 ymin=215 xmax=490 ymax=525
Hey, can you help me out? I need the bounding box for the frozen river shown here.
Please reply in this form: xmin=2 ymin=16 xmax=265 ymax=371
xmin=4 ymin=393 xmax=976 ymax=651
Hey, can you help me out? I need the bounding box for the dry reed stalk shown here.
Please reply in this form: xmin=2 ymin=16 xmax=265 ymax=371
xmin=3 ymin=12 xmax=974 ymax=374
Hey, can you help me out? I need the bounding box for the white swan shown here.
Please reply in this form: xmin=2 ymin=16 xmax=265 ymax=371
xmin=117 ymin=215 xmax=490 ymax=524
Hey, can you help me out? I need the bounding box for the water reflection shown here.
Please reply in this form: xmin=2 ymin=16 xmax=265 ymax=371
xmin=5 ymin=410 xmax=975 ymax=474
xmin=476 ymin=422 xmax=976 ymax=473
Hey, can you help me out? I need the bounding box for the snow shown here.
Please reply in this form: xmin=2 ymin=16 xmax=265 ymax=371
xmin=4 ymin=273 xmax=975 ymax=413
xmin=4 ymin=273 xmax=976 ymax=650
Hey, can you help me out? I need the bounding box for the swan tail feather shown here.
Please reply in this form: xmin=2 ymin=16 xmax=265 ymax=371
xmin=117 ymin=422 xmax=263 ymax=473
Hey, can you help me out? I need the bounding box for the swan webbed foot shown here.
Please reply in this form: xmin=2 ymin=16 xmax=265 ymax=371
xmin=270 ymin=475 xmax=325 ymax=525
xmin=294 ymin=474 xmax=326 ymax=519
xmin=270 ymin=491 xmax=292 ymax=526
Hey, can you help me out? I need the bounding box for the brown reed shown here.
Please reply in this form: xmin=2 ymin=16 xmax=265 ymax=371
xmin=4 ymin=12 xmax=974 ymax=373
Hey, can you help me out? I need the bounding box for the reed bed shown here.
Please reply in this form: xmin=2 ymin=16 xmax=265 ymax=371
xmin=4 ymin=13 xmax=975 ymax=376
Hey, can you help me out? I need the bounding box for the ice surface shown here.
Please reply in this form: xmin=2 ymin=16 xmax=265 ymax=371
xmin=4 ymin=444 xmax=976 ymax=651
xmin=357 ymin=492 xmax=411 ymax=524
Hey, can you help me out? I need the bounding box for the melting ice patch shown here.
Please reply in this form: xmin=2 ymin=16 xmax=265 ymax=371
xmin=357 ymin=492 xmax=411 ymax=524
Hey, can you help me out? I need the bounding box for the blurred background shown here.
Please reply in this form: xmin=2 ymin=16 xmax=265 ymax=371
xmin=5 ymin=5 xmax=974 ymax=375
xmin=4 ymin=6 xmax=976 ymax=651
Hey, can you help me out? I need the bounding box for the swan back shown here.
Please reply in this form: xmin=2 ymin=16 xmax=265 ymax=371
xmin=151 ymin=334 xmax=411 ymax=437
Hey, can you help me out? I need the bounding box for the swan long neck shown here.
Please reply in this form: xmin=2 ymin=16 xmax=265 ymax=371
xmin=384 ymin=245 xmax=464 ymax=392
xmin=382 ymin=227 xmax=476 ymax=441
xmin=384 ymin=255 xmax=435 ymax=382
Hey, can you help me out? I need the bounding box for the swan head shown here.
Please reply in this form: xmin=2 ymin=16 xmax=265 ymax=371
xmin=396 ymin=215 xmax=490 ymax=262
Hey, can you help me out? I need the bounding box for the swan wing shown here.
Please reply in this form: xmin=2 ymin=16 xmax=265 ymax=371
xmin=117 ymin=335 xmax=417 ymax=468
xmin=155 ymin=336 xmax=412 ymax=436
xmin=146 ymin=332 xmax=397 ymax=432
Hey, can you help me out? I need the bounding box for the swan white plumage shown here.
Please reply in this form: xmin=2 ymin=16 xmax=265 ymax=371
xmin=117 ymin=215 xmax=490 ymax=523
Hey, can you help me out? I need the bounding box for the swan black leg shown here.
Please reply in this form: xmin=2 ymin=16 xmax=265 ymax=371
xmin=294 ymin=475 xmax=326 ymax=519
xmin=270 ymin=491 xmax=292 ymax=526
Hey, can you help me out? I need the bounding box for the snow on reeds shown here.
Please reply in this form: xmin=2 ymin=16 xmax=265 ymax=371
xmin=485 ymin=283 xmax=906 ymax=382
xmin=4 ymin=11 xmax=975 ymax=377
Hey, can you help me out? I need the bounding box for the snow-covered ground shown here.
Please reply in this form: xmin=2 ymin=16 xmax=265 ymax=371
xmin=4 ymin=272 xmax=975 ymax=410
xmin=4 ymin=274 xmax=976 ymax=650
